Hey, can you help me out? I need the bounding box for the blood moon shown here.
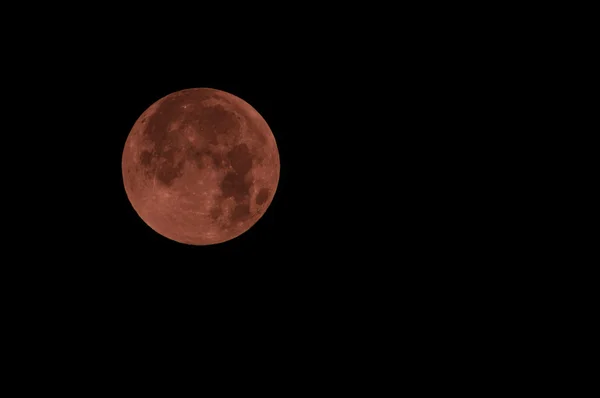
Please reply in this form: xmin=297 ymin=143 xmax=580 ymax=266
xmin=121 ymin=88 xmax=280 ymax=245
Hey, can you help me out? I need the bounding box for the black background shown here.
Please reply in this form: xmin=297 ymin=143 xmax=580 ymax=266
xmin=2 ymin=9 xmax=563 ymax=388
xmin=0 ymin=6 xmax=575 ymax=390
xmin=10 ymin=8 xmax=530 ymax=296
xmin=22 ymin=24 xmax=489 ymax=293
xmin=9 ymin=6 xmax=544 ymax=355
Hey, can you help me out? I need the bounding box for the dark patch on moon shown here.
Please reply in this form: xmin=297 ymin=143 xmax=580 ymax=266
xmin=186 ymin=147 xmax=211 ymax=170
xmin=140 ymin=151 xmax=153 ymax=167
xmin=220 ymin=171 xmax=252 ymax=201
xmin=186 ymin=146 xmax=230 ymax=172
xmin=191 ymin=104 xmax=241 ymax=146
xmin=142 ymin=97 xmax=186 ymax=147
xmin=138 ymin=144 xmax=185 ymax=187
xmin=210 ymin=151 xmax=228 ymax=169
xmin=139 ymin=92 xmax=242 ymax=188
xmin=227 ymin=143 xmax=253 ymax=175
xmin=156 ymin=161 xmax=185 ymax=186
xmin=218 ymin=141 xmax=256 ymax=203
xmin=255 ymin=188 xmax=270 ymax=206
xmin=210 ymin=206 xmax=222 ymax=221
xmin=231 ymin=202 xmax=250 ymax=222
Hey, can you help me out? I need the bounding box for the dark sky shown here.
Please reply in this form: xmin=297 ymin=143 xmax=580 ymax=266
xmin=3 ymin=13 xmax=543 ymax=377
xmin=12 ymin=13 xmax=520 ymax=315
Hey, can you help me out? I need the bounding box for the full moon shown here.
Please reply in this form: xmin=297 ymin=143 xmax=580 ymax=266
xmin=121 ymin=88 xmax=280 ymax=245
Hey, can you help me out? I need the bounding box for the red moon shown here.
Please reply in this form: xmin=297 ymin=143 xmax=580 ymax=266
xmin=121 ymin=88 xmax=280 ymax=245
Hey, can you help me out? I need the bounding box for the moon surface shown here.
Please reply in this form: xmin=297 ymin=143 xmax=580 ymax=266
xmin=122 ymin=88 xmax=280 ymax=245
